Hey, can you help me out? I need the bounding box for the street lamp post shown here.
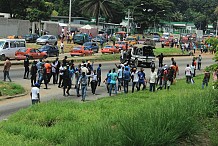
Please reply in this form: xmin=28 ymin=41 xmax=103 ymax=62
xmin=68 ymin=0 xmax=72 ymax=32
xmin=68 ymin=0 xmax=76 ymax=32
xmin=154 ymin=10 xmax=165 ymax=32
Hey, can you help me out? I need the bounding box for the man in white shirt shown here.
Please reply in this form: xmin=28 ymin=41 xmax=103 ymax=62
xmin=149 ymin=68 xmax=158 ymax=92
xmin=117 ymin=66 xmax=123 ymax=91
xmin=30 ymin=82 xmax=40 ymax=105
xmin=131 ymin=68 xmax=139 ymax=93
xmin=185 ymin=64 xmax=191 ymax=83
xmin=81 ymin=64 xmax=89 ymax=75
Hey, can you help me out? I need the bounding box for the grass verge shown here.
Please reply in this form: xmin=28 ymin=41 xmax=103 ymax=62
xmin=155 ymin=47 xmax=189 ymax=55
xmin=0 ymin=81 xmax=25 ymax=97
xmin=0 ymin=75 xmax=217 ymax=145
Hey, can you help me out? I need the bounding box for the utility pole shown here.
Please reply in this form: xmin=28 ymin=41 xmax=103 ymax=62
xmin=127 ymin=9 xmax=130 ymax=34
xmin=68 ymin=0 xmax=72 ymax=32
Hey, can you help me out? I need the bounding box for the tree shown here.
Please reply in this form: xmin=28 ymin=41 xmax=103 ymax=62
xmin=26 ymin=0 xmax=54 ymax=22
xmin=79 ymin=0 xmax=120 ymax=25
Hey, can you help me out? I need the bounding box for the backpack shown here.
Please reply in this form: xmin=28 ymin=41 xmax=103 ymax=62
xmin=124 ymin=71 xmax=130 ymax=80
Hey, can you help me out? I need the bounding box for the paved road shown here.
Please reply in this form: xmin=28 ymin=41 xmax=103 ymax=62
xmin=0 ymin=53 xmax=215 ymax=120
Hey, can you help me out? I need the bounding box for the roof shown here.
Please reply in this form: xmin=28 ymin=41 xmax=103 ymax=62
xmin=133 ymin=44 xmax=155 ymax=49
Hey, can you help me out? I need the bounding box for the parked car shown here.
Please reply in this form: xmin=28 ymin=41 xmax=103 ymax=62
xmin=36 ymin=35 xmax=57 ymax=45
xmin=70 ymin=46 xmax=93 ymax=57
xmin=15 ymin=48 xmax=47 ymax=60
xmin=126 ymin=36 xmax=137 ymax=45
xmin=38 ymin=45 xmax=59 ymax=57
xmin=115 ymin=41 xmax=128 ymax=50
xmin=101 ymin=45 xmax=120 ymax=54
xmin=73 ymin=33 xmax=89 ymax=45
xmin=92 ymin=36 xmax=106 ymax=43
xmin=23 ymin=34 xmax=39 ymax=43
xmin=83 ymin=42 xmax=99 ymax=53
xmin=152 ymin=35 xmax=160 ymax=42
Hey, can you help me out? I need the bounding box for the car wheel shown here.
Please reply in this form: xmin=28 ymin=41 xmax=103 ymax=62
xmin=134 ymin=59 xmax=139 ymax=67
xmin=43 ymin=55 xmax=47 ymax=59
xmin=54 ymin=42 xmax=57 ymax=45
xmin=56 ymin=53 xmax=59 ymax=57
xmin=1 ymin=54 xmax=6 ymax=61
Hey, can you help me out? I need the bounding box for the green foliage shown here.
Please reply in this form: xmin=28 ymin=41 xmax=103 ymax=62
xmin=205 ymin=38 xmax=218 ymax=52
xmin=0 ymin=81 xmax=25 ymax=96
xmin=0 ymin=76 xmax=217 ymax=145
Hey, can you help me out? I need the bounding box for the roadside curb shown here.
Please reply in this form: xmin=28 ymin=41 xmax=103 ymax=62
xmin=0 ymin=91 xmax=28 ymax=101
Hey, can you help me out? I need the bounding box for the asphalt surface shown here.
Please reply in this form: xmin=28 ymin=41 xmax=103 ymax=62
xmin=0 ymin=52 xmax=215 ymax=121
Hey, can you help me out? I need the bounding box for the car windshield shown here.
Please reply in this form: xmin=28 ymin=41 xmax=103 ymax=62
xmin=40 ymin=36 xmax=49 ymax=39
xmin=126 ymin=38 xmax=135 ymax=41
xmin=0 ymin=41 xmax=5 ymax=48
xmin=83 ymin=42 xmax=92 ymax=46
xmin=18 ymin=48 xmax=27 ymax=52
xmin=74 ymin=35 xmax=83 ymax=39
xmin=40 ymin=46 xmax=49 ymax=50
xmin=73 ymin=47 xmax=82 ymax=50
xmin=105 ymin=46 xmax=112 ymax=48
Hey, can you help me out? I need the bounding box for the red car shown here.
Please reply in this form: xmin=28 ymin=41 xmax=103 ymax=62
xmin=70 ymin=46 xmax=93 ymax=57
xmin=15 ymin=48 xmax=47 ymax=60
xmin=115 ymin=41 xmax=128 ymax=50
xmin=101 ymin=45 xmax=120 ymax=54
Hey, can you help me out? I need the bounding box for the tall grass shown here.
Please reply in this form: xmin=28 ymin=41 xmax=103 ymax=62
xmin=0 ymin=81 xmax=25 ymax=96
xmin=0 ymin=75 xmax=217 ymax=145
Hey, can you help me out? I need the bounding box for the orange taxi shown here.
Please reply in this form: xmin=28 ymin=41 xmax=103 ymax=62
xmin=115 ymin=41 xmax=128 ymax=50
xmin=70 ymin=46 xmax=93 ymax=57
xmin=15 ymin=48 xmax=47 ymax=60
xmin=126 ymin=36 xmax=137 ymax=45
xmin=101 ymin=45 xmax=120 ymax=54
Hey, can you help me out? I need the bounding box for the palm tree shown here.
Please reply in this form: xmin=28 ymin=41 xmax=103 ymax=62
xmin=80 ymin=0 xmax=115 ymax=25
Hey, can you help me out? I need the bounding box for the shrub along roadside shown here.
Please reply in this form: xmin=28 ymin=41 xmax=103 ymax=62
xmin=0 ymin=75 xmax=217 ymax=145
xmin=0 ymin=81 xmax=25 ymax=97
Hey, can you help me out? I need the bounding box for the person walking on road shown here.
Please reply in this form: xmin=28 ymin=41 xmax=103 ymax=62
xmin=123 ymin=67 xmax=131 ymax=93
xmin=90 ymin=70 xmax=98 ymax=95
xmin=104 ymin=70 xmax=111 ymax=93
xmin=185 ymin=64 xmax=192 ymax=84
xmin=158 ymin=53 xmax=164 ymax=67
xmin=131 ymin=68 xmax=139 ymax=93
xmin=30 ymin=82 xmax=40 ymax=105
xmin=3 ymin=57 xmax=12 ymax=82
xmin=78 ymin=72 xmax=88 ymax=101
xmin=30 ymin=61 xmax=38 ymax=87
xmin=149 ymin=68 xmax=158 ymax=92
xmin=138 ymin=68 xmax=146 ymax=90
xmin=97 ymin=64 xmax=102 ymax=86
xmin=109 ymin=68 xmax=118 ymax=96
xmin=197 ymin=55 xmax=202 ymax=70
xmin=23 ymin=55 xmax=30 ymax=79
xmin=62 ymin=66 xmax=71 ymax=96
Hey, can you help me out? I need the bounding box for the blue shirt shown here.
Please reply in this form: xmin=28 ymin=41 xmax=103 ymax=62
xmin=138 ymin=71 xmax=145 ymax=83
xmin=123 ymin=70 xmax=131 ymax=81
xmin=109 ymin=72 xmax=118 ymax=84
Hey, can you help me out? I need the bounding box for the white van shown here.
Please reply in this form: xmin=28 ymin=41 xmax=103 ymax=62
xmin=0 ymin=39 xmax=26 ymax=60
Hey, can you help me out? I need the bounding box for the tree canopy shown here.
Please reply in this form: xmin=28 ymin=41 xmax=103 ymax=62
xmin=0 ymin=0 xmax=217 ymax=31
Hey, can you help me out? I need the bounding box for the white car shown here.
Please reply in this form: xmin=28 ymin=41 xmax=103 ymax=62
xmin=36 ymin=35 xmax=57 ymax=45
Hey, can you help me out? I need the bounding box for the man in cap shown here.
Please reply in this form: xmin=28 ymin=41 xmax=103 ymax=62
xmin=30 ymin=82 xmax=40 ymax=105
